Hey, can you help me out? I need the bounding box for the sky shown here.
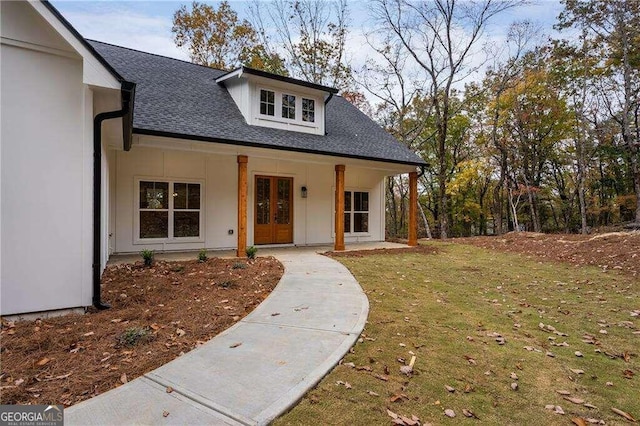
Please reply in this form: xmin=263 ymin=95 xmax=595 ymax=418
xmin=50 ymin=0 xmax=568 ymax=92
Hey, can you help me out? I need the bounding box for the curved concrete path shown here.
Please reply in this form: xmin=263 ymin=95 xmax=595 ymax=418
xmin=66 ymin=249 xmax=369 ymax=425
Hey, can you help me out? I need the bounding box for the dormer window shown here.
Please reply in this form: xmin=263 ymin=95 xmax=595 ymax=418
xmin=282 ymin=94 xmax=296 ymax=119
xmin=302 ymin=98 xmax=315 ymax=123
xmin=260 ymin=89 xmax=275 ymax=116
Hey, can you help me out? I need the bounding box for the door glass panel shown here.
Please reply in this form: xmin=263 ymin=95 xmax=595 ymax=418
xmin=256 ymin=178 xmax=270 ymax=225
xmin=277 ymin=179 xmax=291 ymax=224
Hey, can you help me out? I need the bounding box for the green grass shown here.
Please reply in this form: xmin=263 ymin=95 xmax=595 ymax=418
xmin=275 ymin=242 xmax=639 ymax=425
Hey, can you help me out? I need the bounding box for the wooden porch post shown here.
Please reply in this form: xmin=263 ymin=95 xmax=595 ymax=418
xmin=408 ymin=171 xmax=418 ymax=246
xmin=237 ymin=155 xmax=248 ymax=257
xmin=335 ymin=165 xmax=345 ymax=251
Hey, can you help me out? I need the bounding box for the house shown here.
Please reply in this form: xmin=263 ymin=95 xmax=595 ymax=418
xmin=0 ymin=1 xmax=425 ymax=317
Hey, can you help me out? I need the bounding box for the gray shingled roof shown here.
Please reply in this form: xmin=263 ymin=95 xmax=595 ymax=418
xmin=89 ymin=40 xmax=425 ymax=166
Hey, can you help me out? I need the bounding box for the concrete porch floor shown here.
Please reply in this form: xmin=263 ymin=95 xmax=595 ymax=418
xmin=107 ymin=241 xmax=408 ymax=265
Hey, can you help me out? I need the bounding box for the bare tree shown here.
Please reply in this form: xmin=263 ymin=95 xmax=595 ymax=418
xmin=357 ymin=34 xmax=432 ymax=237
xmin=373 ymin=0 xmax=523 ymax=238
xmin=249 ymin=0 xmax=352 ymax=88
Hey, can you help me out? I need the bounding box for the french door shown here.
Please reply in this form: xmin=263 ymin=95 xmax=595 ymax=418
xmin=254 ymin=176 xmax=293 ymax=244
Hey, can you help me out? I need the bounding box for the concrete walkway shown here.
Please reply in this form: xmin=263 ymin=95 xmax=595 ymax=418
xmin=65 ymin=247 xmax=375 ymax=425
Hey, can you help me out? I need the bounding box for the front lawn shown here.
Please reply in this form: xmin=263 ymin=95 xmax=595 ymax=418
xmin=275 ymin=242 xmax=638 ymax=425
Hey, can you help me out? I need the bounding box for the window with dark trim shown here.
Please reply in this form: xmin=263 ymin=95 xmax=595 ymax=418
xmin=282 ymin=94 xmax=296 ymax=119
xmin=260 ymin=89 xmax=275 ymax=116
xmin=139 ymin=181 xmax=201 ymax=239
xmin=344 ymin=191 xmax=369 ymax=233
xmin=302 ymin=98 xmax=315 ymax=122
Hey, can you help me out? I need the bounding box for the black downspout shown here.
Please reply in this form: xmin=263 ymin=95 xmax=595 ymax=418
xmin=324 ymin=93 xmax=334 ymax=135
xmin=93 ymin=82 xmax=135 ymax=309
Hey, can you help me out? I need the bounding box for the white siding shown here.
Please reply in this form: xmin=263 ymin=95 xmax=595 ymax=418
xmin=0 ymin=44 xmax=91 ymax=315
xmin=112 ymin=145 xmax=391 ymax=253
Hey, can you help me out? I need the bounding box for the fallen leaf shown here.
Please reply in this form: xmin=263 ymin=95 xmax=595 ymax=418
xmin=556 ymin=390 xmax=571 ymax=395
xmin=373 ymin=373 xmax=389 ymax=382
xmin=83 ymin=331 xmax=95 ymax=337
xmin=400 ymin=365 xmax=413 ymax=375
xmin=575 ymin=351 xmax=584 ymax=357
xmin=570 ymin=369 xmax=585 ymax=375
xmin=444 ymin=409 xmax=456 ymax=418
xmin=510 ymin=372 xmax=518 ymax=380
xmin=387 ymin=409 xmax=399 ymax=420
xmin=611 ymin=407 xmax=636 ymax=422
xmin=445 ymin=385 xmax=455 ymax=393
xmin=555 ymin=406 xmax=565 ymax=415
xmin=367 ymin=390 xmax=379 ymax=397
xmin=356 ymin=366 xmax=372 ymax=372
xmin=584 ymin=403 xmax=597 ymax=409
xmin=390 ymin=393 xmax=407 ymax=403
xmin=150 ymin=323 xmax=159 ymax=331
xmin=14 ymin=379 xmax=24 ymax=386
xmin=120 ymin=373 xmax=128 ymax=384
xmin=162 ymin=411 xmax=169 ymax=418
xmin=36 ymin=358 xmax=50 ymax=366
xmin=571 ymin=417 xmax=588 ymax=426
xmin=565 ymin=397 xmax=585 ymax=404
xmin=229 ymin=342 xmax=242 ymax=348
xmin=462 ymin=409 xmax=478 ymax=419
xmin=511 ymin=382 xmax=518 ymax=391
xmin=166 ymin=387 xmax=173 ymax=393
xmin=176 ymin=328 xmax=186 ymax=337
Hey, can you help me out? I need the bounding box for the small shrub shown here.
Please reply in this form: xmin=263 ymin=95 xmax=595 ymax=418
xmin=198 ymin=249 xmax=208 ymax=262
xmin=246 ymin=246 xmax=258 ymax=260
xmin=140 ymin=249 xmax=154 ymax=266
xmin=232 ymin=262 xmax=247 ymax=270
xmin=117 ymin=326 xmax=153 ymax=347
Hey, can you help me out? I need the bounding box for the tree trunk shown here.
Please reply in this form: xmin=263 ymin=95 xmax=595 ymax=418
xmin=418 ymin=201 xmax=432 ymax=239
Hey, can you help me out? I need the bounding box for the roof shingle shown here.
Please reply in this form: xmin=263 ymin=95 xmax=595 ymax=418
xmin=89 ymin=40 xmax=426 ymax=166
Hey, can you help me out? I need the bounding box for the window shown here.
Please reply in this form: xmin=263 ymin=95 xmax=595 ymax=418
xmin=282 ymin=94 xmax=296 ymax=119
xmin=139 ymin=180 xmax=201 ymax=240
xmin=260 ymin=89 xmax=275 ymax=116
xmin=344 ymin=191 xmax=369 ymax=233
xmin=302 ymin=98 xmax=315 ymax=122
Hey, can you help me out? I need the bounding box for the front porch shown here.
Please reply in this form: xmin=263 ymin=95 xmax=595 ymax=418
xmin=107 ymin=139 xmax=419 ymax=260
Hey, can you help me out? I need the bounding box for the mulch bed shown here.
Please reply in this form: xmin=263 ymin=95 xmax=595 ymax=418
xmin=0 ymin=256 xmax=283 ymax=407
xmin=454 ymin=231 xmax=640 ymax=277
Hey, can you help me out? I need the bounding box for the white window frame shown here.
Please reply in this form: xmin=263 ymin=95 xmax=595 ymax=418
xmin=259 ymin=89 xmax=275 ymax=117
xmin=302 ymin=97 xmax=315 ymax=123
xmin=344 ymin=190 xmax=370 ymax=235
xmin=134 ymin=177 xmax=205 ymax=244
xmin=256 ymin=85 xmax=320 ymax=129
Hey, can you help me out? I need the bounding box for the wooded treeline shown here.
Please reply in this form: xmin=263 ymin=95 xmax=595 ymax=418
xmin=172 ymin=0 xmax=639 ymax=238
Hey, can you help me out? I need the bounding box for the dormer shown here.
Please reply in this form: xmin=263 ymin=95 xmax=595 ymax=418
xmin=216 ymin=66 xmax=338 ymax=136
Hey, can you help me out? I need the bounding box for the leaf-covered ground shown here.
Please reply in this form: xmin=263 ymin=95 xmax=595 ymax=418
xmin=275 ymin=240 xmax=638 ymax=425
xmin=0 ymin=257 xmax=283 ymax=407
